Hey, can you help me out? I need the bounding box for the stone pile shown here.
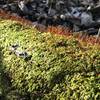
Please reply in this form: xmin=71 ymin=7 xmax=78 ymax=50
xmin=1 ymin=0 xmax=100 ymax=34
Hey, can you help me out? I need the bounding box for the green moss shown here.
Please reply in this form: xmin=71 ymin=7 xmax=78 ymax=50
xmin=0 ymin=20 xmax=100 ymax=99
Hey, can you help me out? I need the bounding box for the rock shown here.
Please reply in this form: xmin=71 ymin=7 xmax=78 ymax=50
xmin=80 ymin=0 xmax=94 ymax=6
xmin=15 ymin=51 xmax=28 ymax=59
xmin=60 ymin=14 xmax=66 ymax=20
xmin=0 ymin=0 xmax=6 ymax=5
xmin=80 ymin=12 xmax=94 ymax=27
xmin=9 ymin=44 xmax=31 ymax=60
xmin=48 ymin=8 xmax=56 ymax=17
xmin=9 ymin=44 xmax=19 ymax=51
xmin=73 ymin=24 xmax=80 ymax=32
xmin=56 ymin=0 xmax=64 ymax=11
xmin=18 ymin=0 xmax=29 ymax=14
xmin=1 ymin=4 xmax=10 ymax=11
xmin=71 ymin=7 xmax=81 ymax=18
xmin=86 ymin=28 xmax=98 ymax=35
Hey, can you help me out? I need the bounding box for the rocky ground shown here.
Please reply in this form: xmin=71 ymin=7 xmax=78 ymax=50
xmin=0 ymin=0 xmax=100 ymax=35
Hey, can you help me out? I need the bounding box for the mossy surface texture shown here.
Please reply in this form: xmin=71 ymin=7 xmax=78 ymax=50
xmin=0 ymin=20 xmax=100 ymax=100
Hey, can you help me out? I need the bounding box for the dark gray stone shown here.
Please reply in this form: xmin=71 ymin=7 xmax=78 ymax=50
xmin=1 ymin=0 xmax=100 ymax=34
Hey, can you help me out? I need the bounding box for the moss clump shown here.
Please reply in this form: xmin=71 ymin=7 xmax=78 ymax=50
xmin=0 ymin=20 xmax=100 ymax=99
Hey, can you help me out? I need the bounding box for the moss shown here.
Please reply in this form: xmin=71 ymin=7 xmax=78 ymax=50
xmin=0 ymin=20 xmax=100 ymax=99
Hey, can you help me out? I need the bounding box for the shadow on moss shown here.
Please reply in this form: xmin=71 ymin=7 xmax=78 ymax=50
xmin=0 ymin=47 xmax=7 ymax=99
